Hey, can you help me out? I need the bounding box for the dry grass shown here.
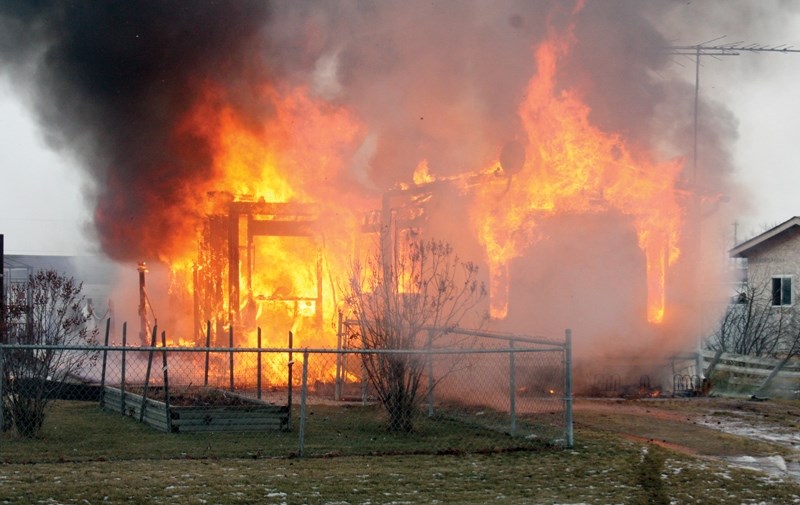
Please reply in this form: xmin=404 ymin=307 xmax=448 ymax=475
xmin=573 ymin=397 xmax=793 ymax=457
xmin=1 ymin=399 xmax=800 ymax=503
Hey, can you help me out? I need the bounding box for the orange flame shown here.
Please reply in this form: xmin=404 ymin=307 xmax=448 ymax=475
xmin=157 ymin=10 xmax=684 ymax=393
xmin=169 ymin=82 xmax=366 ymax=354
xmin=412 ymin=160 xmax=435 ymax=185
xmin=470 ymin=23 xmax=682 ymax=323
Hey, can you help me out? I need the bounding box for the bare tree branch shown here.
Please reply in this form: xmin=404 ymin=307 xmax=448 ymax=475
xmin=2 ymin=270 xmax=99 ymax=437
xmin=345 ymin=238 xmax=486 ymax=432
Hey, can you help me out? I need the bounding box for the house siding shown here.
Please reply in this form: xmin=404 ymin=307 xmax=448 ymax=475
xmin=742 ymin=230 xmax=800 ymax=310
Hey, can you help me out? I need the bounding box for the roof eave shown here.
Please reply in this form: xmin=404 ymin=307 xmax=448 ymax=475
xmin=729 ymin=216 xmax=800 ymax=258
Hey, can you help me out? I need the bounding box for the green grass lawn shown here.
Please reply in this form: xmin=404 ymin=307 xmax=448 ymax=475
xmin=0 ymin=401 xmax=799 ymax=504
xmin=0 ymin=401 xmax=558 ymax=461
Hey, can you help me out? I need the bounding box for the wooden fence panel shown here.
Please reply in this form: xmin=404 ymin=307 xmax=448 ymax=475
xmin=695 ymin=349 xmax=800 ymax=397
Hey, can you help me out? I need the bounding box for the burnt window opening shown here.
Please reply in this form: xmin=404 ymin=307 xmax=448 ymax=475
xmin=771 ymin=276 xmax=792 ymax=307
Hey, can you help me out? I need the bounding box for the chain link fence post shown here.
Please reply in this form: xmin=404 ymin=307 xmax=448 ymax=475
xmin=287 ymin=331 xmax=293 ymax=430
xmin=427 ymin=330 xmax=434 ymax=418
xmin=299 ymin=349 xmax=309 ymax=457
xmin=360 ymin=327 xmax=368 ymax=405
xmin=228 ymin=325 xmax=234 ymax=392
xmin=120 ymin=322 xmax=127 ymax=415
xmin=139 ymin=325 xmax=158 ymax=423
xmin=256 ymin=327 xmax=262 ymax=400
xmin=509 ymin=338 xmax=516 ymax=436
xmin=565 ymin=328 xmax=574 ymax=448
xmin=160 ymin=330 xmax=172 ymax=433
xmin=335 ymin=312 xmax=343 ymax=401
xmin=99 ymin=318 xmax=110 ymax=407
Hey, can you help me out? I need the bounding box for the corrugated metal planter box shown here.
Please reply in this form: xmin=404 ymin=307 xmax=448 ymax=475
xmin=102 ymin=387 xmax=290 ymax=433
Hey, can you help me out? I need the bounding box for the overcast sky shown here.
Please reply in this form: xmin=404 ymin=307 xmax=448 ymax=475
xmin=0 ymin=77 xmax=93 ymax=255
xmin=1 ymin=4 xmax=799 ymax=256
xmin=697 ymin=13 xmax=800 ymax=242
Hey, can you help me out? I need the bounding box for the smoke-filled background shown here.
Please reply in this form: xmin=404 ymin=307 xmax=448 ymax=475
xmin=2 ymin=1 xmax=799 ymax=380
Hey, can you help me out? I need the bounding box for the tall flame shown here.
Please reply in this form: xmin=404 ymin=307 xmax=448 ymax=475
xmin=470 ymin=25 xmax=682 ymax=323
xmin=168 ymin=82 xmax=366 ymax=348
xmin=159 ymin=10 xmax=684 ymax=385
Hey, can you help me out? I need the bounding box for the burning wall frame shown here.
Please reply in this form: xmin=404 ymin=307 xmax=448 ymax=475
xmin=362 ymin=185 xmax=434 ymax=259
xmin=193 ymin=196 xmax=324 ymax=343
xmin=191 ymin=180 xmax=475 ymax=345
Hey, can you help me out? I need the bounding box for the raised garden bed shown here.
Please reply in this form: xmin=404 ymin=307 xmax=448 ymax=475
xmin=102 ymin=386 xmax=290 ymax=433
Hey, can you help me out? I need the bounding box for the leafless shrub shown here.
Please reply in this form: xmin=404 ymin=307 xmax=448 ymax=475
xmin=345 ymin=238 xmax=486 ymax=432
xmin=710 ymin=280 xmax=787 ymax=357
xmin=1 ymin=270 xmax=99 ymax=437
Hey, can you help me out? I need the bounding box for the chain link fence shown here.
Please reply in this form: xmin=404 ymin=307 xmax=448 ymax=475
xmin=0 ymin=325 xmax=572 ymax=460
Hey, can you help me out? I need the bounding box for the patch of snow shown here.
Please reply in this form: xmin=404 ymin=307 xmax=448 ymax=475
xmin=696 ymin=412 xmax=800 ymax=482
xmin=724 ymin=454 xmax=798 ymax=480
xmin=698 ymin=415 xmax=800 ymax=447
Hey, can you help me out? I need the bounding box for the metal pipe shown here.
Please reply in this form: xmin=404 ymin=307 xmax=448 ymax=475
xmin=340 ymin=320 xmax=563 ymax=347
xmin=137 ymin=262 xmax=148 ymax=346
xmin=120 ymin=322 xmax=127 ymax=416
xmin=228 ymin=325 xmax=234 ymax=392
xmin=427 ymin=329 xmax=434 ymax=418
xmin=139 ymin=325 xmax=158 ymax=423
xmin=161 ymin=330 xmax=172 ymax=433
xmin=99 ymin=318 xmax=110 ymax=406
xmin=299 ymin=349 xmax=309 ymax=457
xmin=335 ymin=311 xmax=342 ymax=401
xmin=509 ymin=338 xmax=516 ymax=436
xmin=564 ymin=328 xmax=573 ymax=448
xmin=204 ymin=320 xmax=211 ymax=387
xmin=360 ymin=323 xmax=367 ymax=405
xmin=257 ymin=327 xmax=262 ymax=400
xmin=287 ymin=331 xmax=293 ymax=430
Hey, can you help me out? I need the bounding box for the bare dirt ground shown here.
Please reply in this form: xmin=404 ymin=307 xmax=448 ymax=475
xmin=574 ymin=395 xmax=800 ymax=480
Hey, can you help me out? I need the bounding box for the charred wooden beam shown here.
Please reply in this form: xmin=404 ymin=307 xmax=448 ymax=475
xmin=228 ymin=209 xmax=239 ymax=327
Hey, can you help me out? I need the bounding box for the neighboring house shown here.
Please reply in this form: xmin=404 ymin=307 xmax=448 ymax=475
xmin=730 ymin=216 xmax=800 ymax=311
xmin=709 ymin=217 xmax=800 ymax=394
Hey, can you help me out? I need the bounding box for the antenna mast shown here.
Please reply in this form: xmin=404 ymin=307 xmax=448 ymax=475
xmin=662 ymin=37 xmax=800 ymax=185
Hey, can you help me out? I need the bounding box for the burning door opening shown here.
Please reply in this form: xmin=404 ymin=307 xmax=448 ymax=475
xmin=193 ymin=194 xmax=325 ymax=347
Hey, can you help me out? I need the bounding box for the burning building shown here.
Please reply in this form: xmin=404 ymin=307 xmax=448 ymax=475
xmin=193 ymin=195 xmax=324 ymax=344
xmin=0 ymin=1 xmax=746 ymax=378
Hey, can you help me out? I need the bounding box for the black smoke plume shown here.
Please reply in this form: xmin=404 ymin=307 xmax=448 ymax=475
xmin=0 ymin=1 xmax=271 ymax=259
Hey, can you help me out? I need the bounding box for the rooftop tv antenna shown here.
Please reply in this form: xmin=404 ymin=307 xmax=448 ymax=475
xmin=662 ymin=36 xmax=800 ymax=184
